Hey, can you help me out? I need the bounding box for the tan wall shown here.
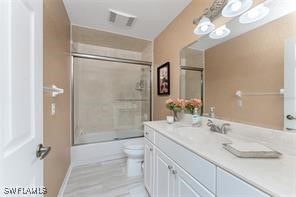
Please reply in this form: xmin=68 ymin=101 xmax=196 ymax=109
xmin=153 ymin=0 xmax=210 ymax=120
xmin=43 ymin=0 xmax=71 ymax=196
xmin=205 ymin=12 xmax=296 ymax=130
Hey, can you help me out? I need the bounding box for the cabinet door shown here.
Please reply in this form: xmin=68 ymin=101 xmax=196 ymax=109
xmin=154 ymin=148 xmax=174 ymax=197
xmin=155 ymin=132 xmax=216 ymax=193
xmin=144 ymin=139 xmax=154 ymax=195
xmin=173 ymin=163 xmax=215 ymax=197
xmin=217 ymin=168 xmax=270 ymax=197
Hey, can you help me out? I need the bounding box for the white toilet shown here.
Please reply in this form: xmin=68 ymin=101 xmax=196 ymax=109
xmin=123 ymin=139 xmax=144 ymax=177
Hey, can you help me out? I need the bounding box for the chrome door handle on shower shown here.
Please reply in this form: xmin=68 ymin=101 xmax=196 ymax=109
xmin=36 ymin=144 xmax=51 ymax=160
xmin=287 ymin=115 xmax=296 ymax=120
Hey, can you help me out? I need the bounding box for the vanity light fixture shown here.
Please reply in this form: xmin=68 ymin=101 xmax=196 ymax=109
xmin=222 ymin=0 xmax=253 ymax=17
xmin=209 ymin=25 xmax=231 ymax=39
xmin=194 ymin=16 xmax=216 ymax=35
xmin=193 ymin=0 xmax=227 ymax=35
xmin=239 ymin=3 xmax=270 ymax=24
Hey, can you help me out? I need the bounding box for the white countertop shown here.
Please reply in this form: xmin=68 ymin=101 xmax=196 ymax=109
xmin=144 ymin=119 xmax=296 ymax=197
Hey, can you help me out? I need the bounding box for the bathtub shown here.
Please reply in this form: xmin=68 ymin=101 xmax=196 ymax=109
xmin=75 ymin=129 xmax=144 ymax=145
xmin=72 ymin=133 xmax=144 ymax=166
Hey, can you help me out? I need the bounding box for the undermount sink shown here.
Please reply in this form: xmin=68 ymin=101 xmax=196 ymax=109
xmin=171 ymin=126 xmax=232 ymax=145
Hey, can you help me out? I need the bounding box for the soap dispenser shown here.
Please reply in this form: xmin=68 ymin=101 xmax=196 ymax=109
xmin=192 ymin=108 xmax=202 ymax=127
xmin=209 ymin=107 xmax=215 ymax=118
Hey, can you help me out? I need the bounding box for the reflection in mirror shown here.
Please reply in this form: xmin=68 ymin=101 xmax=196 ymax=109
xmin=180 ymin=0 xmax=296 ymax=130
xmin=180 ymin=47 xmax=204 ymax=112
xmin=180 ymin=69 xmax=203 ymax=100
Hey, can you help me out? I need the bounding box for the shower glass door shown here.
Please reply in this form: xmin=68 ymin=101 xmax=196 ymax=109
xmin=73 ymin=57 xmax=151 ymax=145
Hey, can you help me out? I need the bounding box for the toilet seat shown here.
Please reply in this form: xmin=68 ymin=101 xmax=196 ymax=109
xmin=124 ymin=140 xmax=144 ymax=150
xmin=123 ymin=139 xmax=144 ymax=150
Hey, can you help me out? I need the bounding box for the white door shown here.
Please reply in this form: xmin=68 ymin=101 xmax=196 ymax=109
xmin=154 ymin=149 xmax=174 ymax=197
xmin=0 ymin=0 xmax=45 ymax=195
xmin=284 ymin=37 xmax=296 ymax=131
xmin=144 ymin=139 xmax=154 ymax=195
xmin=173 ymin=164 xmax=214 ymax=197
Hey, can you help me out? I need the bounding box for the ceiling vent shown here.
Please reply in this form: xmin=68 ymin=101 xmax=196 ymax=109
xmin=109 ymin=9 xmax=137 ymax=27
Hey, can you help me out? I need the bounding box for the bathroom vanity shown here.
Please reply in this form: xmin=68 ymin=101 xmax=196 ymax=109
xmin=143 ymin=118 xmax=296 ymax=197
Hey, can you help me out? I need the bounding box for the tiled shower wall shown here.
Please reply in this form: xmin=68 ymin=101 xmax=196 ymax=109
xmin=71 ymin=25 xmax=152 ymax=62
xmin=73 ymin=58 xmax=150 ymax=134
xmin=71 ymin=25 xmax=152 ymax=144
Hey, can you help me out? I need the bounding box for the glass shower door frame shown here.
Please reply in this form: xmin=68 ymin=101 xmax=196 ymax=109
xmin=70 ymin=53 xmax=152 ymax=146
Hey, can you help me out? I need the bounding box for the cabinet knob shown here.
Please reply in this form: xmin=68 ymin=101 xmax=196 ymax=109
xmin=149 ymin=148 xmax=153 ymax=151
xmin=145 ymin=131 xmax=149 ymax=135
xmin=168 ymin=165 xmax=173 ymax=170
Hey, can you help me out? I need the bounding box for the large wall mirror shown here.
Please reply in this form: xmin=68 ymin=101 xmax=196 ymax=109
xmin=180 ymin=0 xmax=296 ymax=131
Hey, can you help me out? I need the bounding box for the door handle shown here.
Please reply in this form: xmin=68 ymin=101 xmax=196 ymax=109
xmin=172 ymin=169 xmax=177 ymax=175
xmin=286 ymin=115 xmax=296 ymax=120
xmin=36 ymin=144 xmax=51 ymax=160
xmin=286 ymin=128 xmax=296 ymax=131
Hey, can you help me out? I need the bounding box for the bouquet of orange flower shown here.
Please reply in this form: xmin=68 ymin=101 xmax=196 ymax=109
xmin=184 ymin=98 xmax=202 ymax=114
xmin=166 ymin=98 xmax=185 ymax=121
xmin=165 ymin=98 xmax=185 ymax=112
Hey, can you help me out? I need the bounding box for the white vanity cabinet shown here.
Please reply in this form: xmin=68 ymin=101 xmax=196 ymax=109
xmin=154 ymin=148 xmax=174 ymax=197
xmin=154 ymin=132 xmax=216 ymax=193
xmin=144 ymin=138 xmax=154 ymax=195
xmin=143 ymin=125 xmax=270 ymax=197
xmin=144 ymin=126 xmax=155 ymax=143
xmin=173 ymin=160 xmax=215 ymax=197
xmin=154 ymin=148 xmax=214 ymax=197
xmin=216 ymin=168 xmax=270 ymax=197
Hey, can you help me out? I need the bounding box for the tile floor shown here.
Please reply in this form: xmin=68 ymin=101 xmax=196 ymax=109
xmin=63 ymin=158 xmax=148 ymax=197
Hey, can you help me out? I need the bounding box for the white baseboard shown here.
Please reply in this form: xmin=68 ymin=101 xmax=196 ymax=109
xmin=71 ymin=137 xmax=143 ymax=167
xmin=57 ymin=165 xmax=72 ymax=197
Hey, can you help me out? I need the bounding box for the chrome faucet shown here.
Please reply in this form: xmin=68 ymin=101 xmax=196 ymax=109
xmin=207 ymin=119 xmax=230 ymax=134
xmin=220 ymin=123 xmax=231 ymax=134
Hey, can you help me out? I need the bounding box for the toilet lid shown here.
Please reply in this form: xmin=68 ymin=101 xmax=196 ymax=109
xmin=124 ymin=141 xmax=144 ymax=150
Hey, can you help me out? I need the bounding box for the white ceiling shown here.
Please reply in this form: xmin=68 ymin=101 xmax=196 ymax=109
xmin=63 ymin=0 xmax=192 ymax=40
